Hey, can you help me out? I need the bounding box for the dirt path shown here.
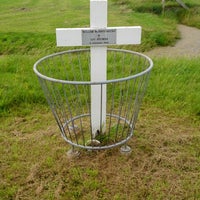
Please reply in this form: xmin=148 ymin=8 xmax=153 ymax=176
xmin=146 ymin=25 xmax=200 ymax=57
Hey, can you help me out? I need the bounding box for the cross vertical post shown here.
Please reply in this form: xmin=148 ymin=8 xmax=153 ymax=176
xmin=90 ymin=0 xmax=107 ymax=136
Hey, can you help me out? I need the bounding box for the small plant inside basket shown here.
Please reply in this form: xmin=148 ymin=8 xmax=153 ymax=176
xmin=94 ymin=124 xmax=129 ymax=145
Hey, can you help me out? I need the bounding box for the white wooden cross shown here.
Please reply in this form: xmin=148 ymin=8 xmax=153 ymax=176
xmin=56 ymin=0 xmax=141 ymax=137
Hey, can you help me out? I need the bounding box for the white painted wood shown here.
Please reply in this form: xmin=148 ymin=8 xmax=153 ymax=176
xmin=90 ymin=0 xmax=107 ymax=136
xmin=91 ymin=47 xmax=107 ymax=134
xmin=56 ymin=28 xmax=82 ymax=46
xmin=56 ymin=0 xmax=142 ymax=138
xmin=90 ymin=0 xmax=107 ymax=28
xmin=56 ymin=27 xmax=141 ymax=47
xmin=116 ymin=26 xmax=141 ymax=45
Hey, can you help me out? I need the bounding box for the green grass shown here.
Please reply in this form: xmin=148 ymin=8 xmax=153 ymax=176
xmin=0 ymin=0 xmax=180 ymax=55
xmin=0 ymin=0 xmax=200 ymax=199
xmin=1 ymin=55 xmax=199 ymax=119
xmin=0 ymin=55 xmax=46 ymax=115
xmin=113 ymin=0 xmax=200 ymax=29
xmin=0 ymin=0 xmax=197 ymax=116
xmin=146 ymin=57 xmax=200 ymax=117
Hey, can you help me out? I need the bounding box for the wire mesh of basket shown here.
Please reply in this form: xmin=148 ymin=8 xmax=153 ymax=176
xmin=33 ymin=48 xmax=153 ymax=150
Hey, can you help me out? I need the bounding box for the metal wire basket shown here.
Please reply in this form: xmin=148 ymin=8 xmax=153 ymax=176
xmin=33 ymin=48 xmax=153 ymax=152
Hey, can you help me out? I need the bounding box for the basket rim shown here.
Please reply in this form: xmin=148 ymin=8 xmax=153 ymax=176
xmin=33 ymin=48 xmax=153 ymax=85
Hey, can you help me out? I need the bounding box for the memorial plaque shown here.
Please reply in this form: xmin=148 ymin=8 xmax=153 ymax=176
xmin=82 ymin=29 xmax=116 ymax=45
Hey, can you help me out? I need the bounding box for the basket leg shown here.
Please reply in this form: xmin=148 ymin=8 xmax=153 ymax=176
xmin=67 ymin=147 xmax=80 ymax=159
xmin=120 ymin=144 xmax=132 ymax=155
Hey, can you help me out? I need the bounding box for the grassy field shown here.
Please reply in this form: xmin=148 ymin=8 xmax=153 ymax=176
xmin=114 ymin=0 xmax=200 ymax=28
xmin=0 ymin=0 xmax=200 ymax=199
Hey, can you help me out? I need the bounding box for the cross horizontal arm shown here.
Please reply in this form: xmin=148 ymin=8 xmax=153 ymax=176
xmin=56 ymin=26 xmax=141 ymax=46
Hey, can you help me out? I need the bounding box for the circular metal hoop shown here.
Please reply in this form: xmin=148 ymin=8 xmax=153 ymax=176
xmin=61 ymin=113 xmax=133 ymax=150
xmin=34 ymin=48 xmax=153 ymax=85
xmin=33 ymin=49 xmax=153 ymax=150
